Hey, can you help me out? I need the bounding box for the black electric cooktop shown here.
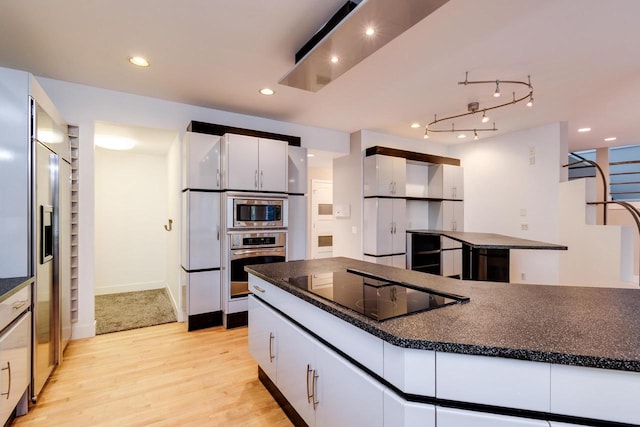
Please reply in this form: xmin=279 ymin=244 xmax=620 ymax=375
xmin=285 ymin=269 xmax=469 ymax=322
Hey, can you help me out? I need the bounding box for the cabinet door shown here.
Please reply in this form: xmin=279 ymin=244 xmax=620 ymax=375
xmin=183 ymin=132 xmax=221 ymax=190
xmin=391 ymin=199 xmax=406 ymax=254
xmin=226 ymin=134 xmax=259 ymax=191
xmin=363 ymin=198 xmax=392 ymax=255
xmin=277 ymin=315 xmax=316 ymax=426
xmin=364 ymin=155 xmax=406 ymax=197
xmin=437 ymin=407 xmax=548 ymax=427
xmin=442 ymin=249 xmax=462 ymax=277
xmin=441 ymin=201 xmax=463 ymax=232
xmin=184 ymin=191 xmax=220 ymax=270
xmin=186 ymin=270 xmax=221 ymax=315
xmin=248 ymin=296 xmax=279 ymax=381
xmin=0 ymin=312 xmax=31 ymax=426
xmin=288 ymin=146 xmax=308 ymax=194
xmin=315 ymin=342 xmax=384 ymax=427
xmin=258 ymin=138 xmax=287 ymax=192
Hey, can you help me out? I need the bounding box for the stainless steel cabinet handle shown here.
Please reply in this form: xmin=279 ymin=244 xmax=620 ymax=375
xmin=12 ymin=301 xmax=27 ymax=311
xmin=260 ymin=170 xmax=264 ymax=189
xmin=269 ymin=332 xmax=275 ymax=362
xmin=254 ymin=170 xmax=258 ymax=189
xmin=312 ymin=369 xmax=319 ymax=409
xmin=253 ymin=285 xmax=265 ymax=293
xmin=216 ymin=169 xmax=220 ymax=188
xmin=1 ymin=362 xmax=10 ymax=399
xmin=389 ymin=182 xmax=393 ymax=195
xmin=306 ymin=364 xmax=313 ymax=403
xmin=216 ymin=225 xmax=220 ymax=241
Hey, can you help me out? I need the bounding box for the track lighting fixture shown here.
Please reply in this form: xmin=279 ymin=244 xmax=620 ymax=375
xmin=493 ymin=80 xmax=501 ymax=98
xmin=423 ymin=72 xmax=533 ymax=140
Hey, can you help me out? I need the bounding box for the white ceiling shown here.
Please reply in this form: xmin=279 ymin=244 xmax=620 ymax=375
xmin=1 ymin=0 xmax=640 ymax=154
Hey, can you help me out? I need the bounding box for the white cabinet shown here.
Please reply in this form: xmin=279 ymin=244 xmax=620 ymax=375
xmin=383 ymin=342 xmax=435 ymax=396
xmin=363 ymin=255 xmax=406 ymax=269
xmin=428 ymin=164 xmax=463 ymax=199
xmin=436 ymin=352 xmax=551 ymax=412
xmin=550 ymin=363 xmax=640 ymax=425
xmin=0 ymin=312 xmax=31 ymax=426
xmin=364 ymin=198 xmax=406 ymax=256
xmin=429 ymin=201 xmax=463 ymax=232
xmin=224 ymin=133 xmax=287 ymax=192
xmin=437 ymin=408 xmax=549 ymax=427
xmin=287 ymin=145 xmax=308 ymax=194
xmin=182 ymin=131 xmax=221 ymax=190
xmin=288 ymin=195 xmax=308 ymax=261
xmin=249 ymin=294 xmax=384 ymax=427
xmin=364 ymin=155 xmax=406 ymax=197
xmin=384 ymin=389 xmax=435 ymax=427
xmin=181 ymin=191 xmax=220 ymax=270
xmin=441 ymin=249 xmax=462 ymax=277
xmin=182 ymin=269 xmax=221 ymax=315
xmin=248 ymin=295 xmax=280 ymax=382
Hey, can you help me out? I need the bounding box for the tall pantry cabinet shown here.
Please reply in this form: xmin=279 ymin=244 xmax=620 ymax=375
xmin=181 ymin=132 xmax=222 ymax=330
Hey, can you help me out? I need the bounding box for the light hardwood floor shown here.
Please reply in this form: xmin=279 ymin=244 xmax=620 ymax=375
xmin=13 ymin=323 xmax=292 ymax=427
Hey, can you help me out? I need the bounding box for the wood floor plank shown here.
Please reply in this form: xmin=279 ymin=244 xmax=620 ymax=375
xmin=13 ymin=323 xmax=292 ymax=427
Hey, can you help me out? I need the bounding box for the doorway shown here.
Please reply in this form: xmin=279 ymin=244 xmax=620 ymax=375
xmin=310 ymin=179 xmax=334 ymax=259
xmin=93 ymin=122 xmax=181 ymax=333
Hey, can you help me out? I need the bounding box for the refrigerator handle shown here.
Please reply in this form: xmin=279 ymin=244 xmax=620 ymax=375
xmin=40 ymin=205 xmax=54 ymax=264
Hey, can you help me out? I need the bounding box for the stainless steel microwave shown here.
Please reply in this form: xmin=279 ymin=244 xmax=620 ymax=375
xmin=228 ymin=196 xmax=287 ymax=228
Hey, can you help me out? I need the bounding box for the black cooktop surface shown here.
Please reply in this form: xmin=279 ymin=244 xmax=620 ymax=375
xmin=285 ymin=269 xmax=468 ymax=321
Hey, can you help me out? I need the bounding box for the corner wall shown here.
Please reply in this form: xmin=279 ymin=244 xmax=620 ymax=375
xmin=452 ymin=122 xmax=567 ymax=285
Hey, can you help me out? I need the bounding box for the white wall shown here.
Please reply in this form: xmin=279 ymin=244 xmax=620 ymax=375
xmin=38 ymin=77 xmax=350 ymax=338
xmin=608 ymin=202 xmax=639 ymax=277
xmin=166 ymin=136 xmax=182 ymax=320
xmin=452 ymin=123 xmax=568 ymax=285
xmin=359 ymin=129 xmax=450 ymax=157
xmin=94 ymin=148 xmax=169 ymax=295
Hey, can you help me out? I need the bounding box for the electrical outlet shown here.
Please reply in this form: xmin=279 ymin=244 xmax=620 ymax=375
xmin=521 ymin=223 xmax=529 ymax=231
xmin=529 ymin=155 xmax=535 ymax=165
xmin=520 ymin=209 xmax=527 ymax=217
xmin=351 ymin=226 xmax=357 ymax=234
xmin=521 ymin=273 xmax=526 ymax=281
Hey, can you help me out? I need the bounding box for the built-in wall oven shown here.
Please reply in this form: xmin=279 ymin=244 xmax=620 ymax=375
xmin=227 ymin=195 xmax=286 ymax=228
xmin=229 ymin=231 xmax=286 ymax=299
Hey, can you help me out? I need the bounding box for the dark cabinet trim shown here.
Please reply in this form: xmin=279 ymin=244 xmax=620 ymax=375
xmin=187 ymin=121 xmax=301 ymax=146
xmin=365 ymin=146 xmax=460 ymax=166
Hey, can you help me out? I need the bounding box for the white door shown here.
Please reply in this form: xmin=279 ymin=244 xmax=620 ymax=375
xmin=226 ymin=134 xmax=259 ymax=191
xmin=311 ymin=180 xmax=333 ymax=259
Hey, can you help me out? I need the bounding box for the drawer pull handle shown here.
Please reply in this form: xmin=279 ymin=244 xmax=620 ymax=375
xmin=1 ymin=362 xmax=10 ymax=399
xmin=253 ymin=285 xmax=265 ymax=293
xmin=269 ymin=332 xmax=275 ymax=362
xmin=312 ymin=369 xmax=319 ymax=409
xmin=12 ymin=301 xmax=27 ymax=311
xmin=306 ymin=364 xmax=313 ymax=403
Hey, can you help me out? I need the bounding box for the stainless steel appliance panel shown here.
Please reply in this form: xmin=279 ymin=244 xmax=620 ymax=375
xmin=228 ymin=196 xmax=286 ymax=228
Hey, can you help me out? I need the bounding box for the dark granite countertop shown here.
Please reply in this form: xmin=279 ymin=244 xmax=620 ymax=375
xmin=408 ymin=229 xmax=568 ymax=250
xmin=246 ymin=257 xmax=640 ymax=372
xmin=0 ymin=276 xmax=33 ymax=302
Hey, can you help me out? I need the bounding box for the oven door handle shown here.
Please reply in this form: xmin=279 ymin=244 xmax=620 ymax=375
xmin=230 ymin=248 xmax=285 ymax=259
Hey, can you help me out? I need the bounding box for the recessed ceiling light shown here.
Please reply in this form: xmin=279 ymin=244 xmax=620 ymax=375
xmin=307 ymin=153 xmax=315 ymax=158
xmin=410 ymin=123 xmax=420 ymax=128
xmin=365 ymin=27 xmax=375 ymax=36
xmin=259 ymin=88 xmax=275 ymax=96
xmin=458 ymin=134 xmax=467 ymax=139
xmin=95 ymin=135 xmax=137 ymax=151
xmin=578 ymin=127 xmax=591 ymax=133
xmin=604 ymin=137 xmax=617 ymax=142
xmin=330 ymin=56 xmax=339 ymax=64
xmin=128 ymin=56 xmax=150 ymax=67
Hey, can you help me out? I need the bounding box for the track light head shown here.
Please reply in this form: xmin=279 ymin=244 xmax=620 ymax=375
xmin=493 ymin=80 xmax=501 ymax=98
xmin=481 ymin=111 xmax=489 ymax=123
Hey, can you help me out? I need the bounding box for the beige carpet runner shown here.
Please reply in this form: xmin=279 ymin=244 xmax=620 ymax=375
xmin=95 ymin=288 xmax=177 ymax=334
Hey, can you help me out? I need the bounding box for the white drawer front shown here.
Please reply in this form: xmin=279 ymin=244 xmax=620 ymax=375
xmin=436 ymin=352 xmax=550 ymax=412
xmin=0 ymin=285 xmax=30 ymax=332
xmin=437 ymin=407 xmax=548 ymax=427
xmin=550 ymin=364 xmax=640 ymax=425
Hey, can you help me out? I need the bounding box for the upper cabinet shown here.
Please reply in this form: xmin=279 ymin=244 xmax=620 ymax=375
xmin=428 ymin=164 xmax=464 ymax=199
xmin=182 ymin=131 xmax=221 ymax=190
xmin=224 ymin=133 xmax=287 ymax=193
xmin=287 ymin=145 xmax=308 ymax=194
xmin=364 ymin=155 xmax=406 ymax=197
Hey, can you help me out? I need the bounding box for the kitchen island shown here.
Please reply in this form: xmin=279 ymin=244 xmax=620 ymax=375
xmin=246 ymin=257 xmax=640 ymax=427
xmin=407 ymin=230 xmax=568 ymax=282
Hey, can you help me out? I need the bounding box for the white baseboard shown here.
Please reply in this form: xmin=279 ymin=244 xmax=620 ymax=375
xmin=71 ymin=319 xmax=96 ymax=339
xmin=94 ymin=280 xmax=165 ymax=296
